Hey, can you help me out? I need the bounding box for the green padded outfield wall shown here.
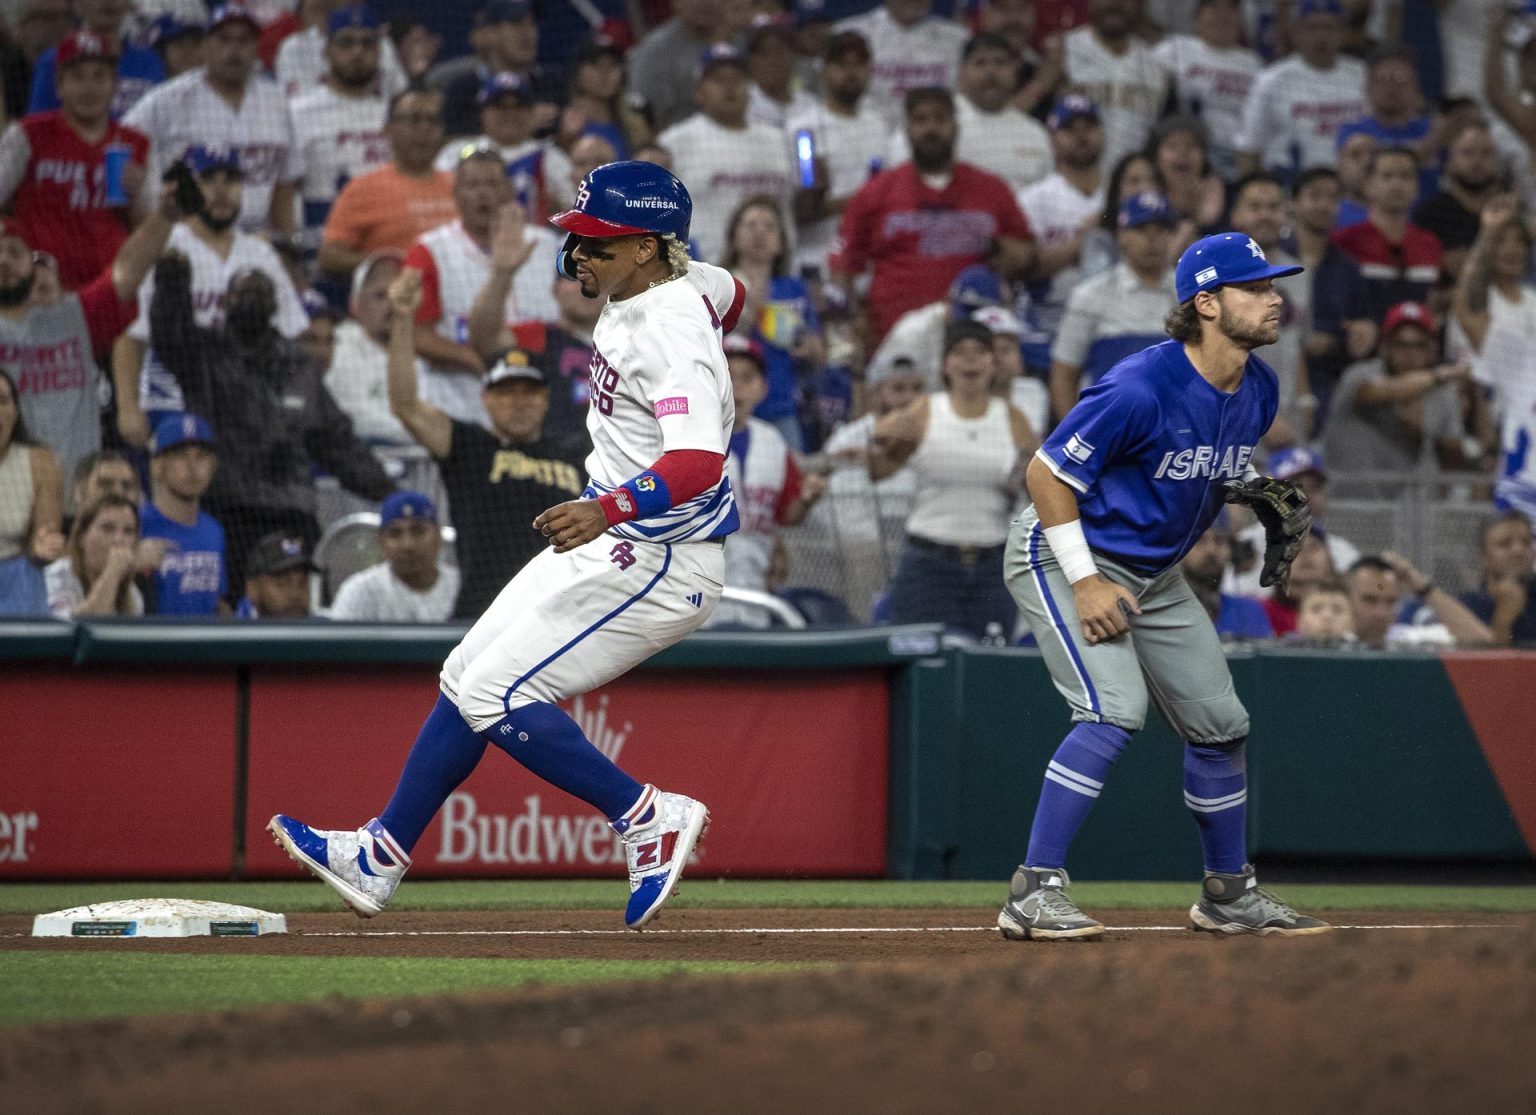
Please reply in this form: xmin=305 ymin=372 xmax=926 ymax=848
xmin=890 ymin=647 xmax=1536 ymax=881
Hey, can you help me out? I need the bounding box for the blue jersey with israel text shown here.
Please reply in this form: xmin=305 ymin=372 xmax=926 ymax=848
xmin=1036 ymin=339 xmax=1278 ymax=575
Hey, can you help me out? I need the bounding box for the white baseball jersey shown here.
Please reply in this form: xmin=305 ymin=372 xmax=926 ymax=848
xmin=274 ymin=26 xmax=409 ymax=100
xmin=655 ymin=115 xmax=795 ymax=265
xmin=124 ymin=68 xmax=300 ymax=233
xmin=1015 ymin=172 xmax=1104 ymax=345
xmin=785 ymin=98 xmax=888 ymax=274
xmin=834 ymin=8 xmax=969 ymax=127
xmin=130 ymin=222 xmax=310 ymax=412
xmin=290 ymin=84 xmax=391 ymax=231
xmin=412 ymin=219 xmax=559 ymax=426
xmin=324 ymin=319 xmax=418 ymax=446
xmin=1234 ymin=55 xmax=1367 ymax=172
xmin=582 ymin=260 xmax=743 ymax=544
xmin=886 ymin=95 xmax=1053 ymax=194
xmin=329 ymin=560 xmax=461 ymax=622
xmin=1063 ymin=27 xmax=1169 ymax=168
xmin=1151 ymin=35 xmax=1260 ymax=177
xmin=747 ymin=83 xmax=820 ymax=131
xmin=438 ymin=260 xmax=742 ymax=729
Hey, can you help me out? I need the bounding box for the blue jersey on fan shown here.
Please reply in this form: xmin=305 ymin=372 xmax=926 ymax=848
xmin=1035 ymin=339 xmax=1278 ymax=576
xmin=139 ymin=502 xmax=228 ymax=615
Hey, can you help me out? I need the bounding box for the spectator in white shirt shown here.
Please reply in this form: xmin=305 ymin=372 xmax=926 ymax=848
xmin=657 ymin=44 xmax=796 ymax=265
xmin=787 ymin=30 xmax=888 ymax=275
xmin=889 ymin=31 xmax=1053 ymax=193
xmin=1063 ymin=0 xmax=1169 ymax=168
xmin=325 ymin=249 xmax=417 ymax=451
xmin=746 ymin=14 xmax=818 ymax=128
xmin=329 ymin=490 xmax=460 ymax=622
xmin=433 ymin=72 xmax=572 ymax=223
xmin=275 ymin=0 xmax=407 ymax=100
xmin=836 ymin=0 xmax=970 ymax=127
xmin=1152 ymin=0 xmax=1260 ymax=180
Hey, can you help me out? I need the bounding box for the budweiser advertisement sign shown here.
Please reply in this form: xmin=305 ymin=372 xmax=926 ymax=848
xmin=244 ymin=668 xmax=890 ymax=877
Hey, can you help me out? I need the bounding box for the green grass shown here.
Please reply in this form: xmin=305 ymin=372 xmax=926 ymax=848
xmin=3 ymin=879 xmax=1535 ymax=916
xmin=0 ymin=954 xmax=788 ymax=1027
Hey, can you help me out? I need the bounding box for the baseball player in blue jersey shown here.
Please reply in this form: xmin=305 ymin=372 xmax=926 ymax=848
xmin=269 ymin=162 xmax=749 ymax=930
xmin=997 ymin=232 xmax=1331 ymax=940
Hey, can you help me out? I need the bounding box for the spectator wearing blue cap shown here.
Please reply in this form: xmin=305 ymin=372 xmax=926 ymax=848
xmin=114 ymin=146 xmax=310 ymax=451
xmin=1049 ymin=190 xmax=1178 ymax=422
xmin=785 ymin=30 xmax=888 ymax=277
xmin=834 ymin=0 xmax=970 ymax=129
xmin=430 ymin=71 xmax=574 ymax=223
xmin=140 ymin=412 xmax=228 ymax=616
xmin=146 ymin=15 xmax=204 ymax=80
xmin=1152 ymin=0 xmax=1260 ymax=181
xmin=427 ymin=0 xmax=565 ymax=140
xmin=329 ymin=490 xmax=460 ymax=622
xmin=289 ymin=6 xmax=395 ymax=248
xmin=1234 ymin=0 xmax=1366 ymax=179
xmin=1062 ymin=0 xmax=1168 ymax=169
xmin=276 ymin=2 xmax=407 ymax=101
xmin=627 ymin=0 xmax=749 ymax=133
xmin=658 ymin=45 xmax=797 ymax=266
xmin=125 ymin=6 xmax=300 ymax=239
xmin=27 ymin=0 xmax=165 ymax=119
xmin=1017 ymin=96 xmax=1107 ymax=379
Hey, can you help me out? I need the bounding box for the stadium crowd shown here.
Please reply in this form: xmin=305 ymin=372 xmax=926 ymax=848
xmin=0 ymin=0 xmax=1533 ymax=649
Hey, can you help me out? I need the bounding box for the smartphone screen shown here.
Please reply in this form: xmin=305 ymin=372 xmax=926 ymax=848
xmin=794 ymin=129 xmax=816 ymax=189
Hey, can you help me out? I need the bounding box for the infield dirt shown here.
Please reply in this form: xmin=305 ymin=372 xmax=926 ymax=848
xmin=3 ymin=907 xmax=1534 ymax=1113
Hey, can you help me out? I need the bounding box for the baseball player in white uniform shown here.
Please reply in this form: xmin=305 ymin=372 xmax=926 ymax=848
xmin=271 ymin=161 xmax=747 ymax=930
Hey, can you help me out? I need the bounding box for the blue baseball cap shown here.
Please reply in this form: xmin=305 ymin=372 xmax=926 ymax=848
xmin=1269 ymin=446 xmax=1328 ymax=482
xmin=1175 ymin=232 xmax=1305 ymax=303
xmin=1048 ymin=93 xmax=1100 ymax=131
xmin=948 ymin=264 xmax=1003 ymax=315
xmin=380 ymin=490 xmax=438 ymax=527
xmin=1118 ymin=190 xmax=1176 ymax=229
xmin=696 ymin=43 xmax=748 ymax=80
xmin=327 ymin=4 xmax=380 ymax=36
xmin=152 ymin=412 xmax=215 ymax=454
xmin=1295 ymin=0 xmax=1343 ymax=17
xmin=183 ymin=145 xmax=242 ymax=176
xmin=148 ymin=14 xmax=202 ymax=47
xmin=478 ymin=71 xmax=533 ymax=106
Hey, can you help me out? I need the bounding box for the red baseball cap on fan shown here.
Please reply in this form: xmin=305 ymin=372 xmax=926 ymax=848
xmin=1381 ymin=301 xmax=1436 ymax=336
xmin=56 ymin=30 xmax=119 ymax=68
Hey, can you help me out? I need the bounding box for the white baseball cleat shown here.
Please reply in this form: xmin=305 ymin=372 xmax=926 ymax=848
xmin=612 ymin=785 xmax=710 ymax=930
xmin=268 ymin=815 xmax=409 ymax=918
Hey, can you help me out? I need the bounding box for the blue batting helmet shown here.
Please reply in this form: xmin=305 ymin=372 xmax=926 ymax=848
xmin=550 ymin=160 xmax=692 ymax=243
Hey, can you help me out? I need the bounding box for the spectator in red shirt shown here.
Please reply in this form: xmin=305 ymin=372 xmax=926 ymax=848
xmin=0 ymin=31 xmax=150 ymax=292
xmin=1330 ymin=146 xmax=1443 ymax=325
xmin=830 ymin=86 xmax=1035 ymax=349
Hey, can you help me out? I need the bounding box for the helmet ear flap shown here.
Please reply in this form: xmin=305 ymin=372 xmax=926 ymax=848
xmin=556 ymin=232 xmax=580 ymax=280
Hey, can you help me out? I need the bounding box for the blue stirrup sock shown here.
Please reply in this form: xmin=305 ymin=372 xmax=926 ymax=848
xmin=1024 ymin=721 xmax=1132 ymax=869
xmin=379 ymin=692 xmax=489 ymax=854
xmin=1184 ymin=741 xmax=1249 ymax=874
xmin=485 ymin=701 xmax=645 ymax=822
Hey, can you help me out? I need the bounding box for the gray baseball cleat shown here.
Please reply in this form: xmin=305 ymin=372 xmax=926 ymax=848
xmin=997 ymin=865 xmax=1105 ymax=941
xmin=1190 ymin=865 xmax=1332 ymax=936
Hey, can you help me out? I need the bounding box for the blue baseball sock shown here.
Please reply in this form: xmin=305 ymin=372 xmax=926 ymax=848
xmin=379 ymin=692 xmax=488 ymax=854
xmin=1024 ymin=721 xmax=1132 ymax=869
xmin=486 ymin=701 xmax=644 ymax=821
xmin=1184 ymin=742 xmax=1248 ymax=874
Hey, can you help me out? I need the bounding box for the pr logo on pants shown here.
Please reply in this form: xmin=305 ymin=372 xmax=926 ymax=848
xmin=610 ymin=541 xmax=636 ymax=570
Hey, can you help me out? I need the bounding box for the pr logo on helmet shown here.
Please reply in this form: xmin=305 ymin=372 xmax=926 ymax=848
xmin=576 ymin=184 xmax=590 ymax=210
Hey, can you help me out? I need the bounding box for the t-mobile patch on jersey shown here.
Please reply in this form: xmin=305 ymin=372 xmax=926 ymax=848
xmin=1064 ymin=433 xmax=1094 ymax=464
xmin=656 ymin=397 xmax=690 ymax=417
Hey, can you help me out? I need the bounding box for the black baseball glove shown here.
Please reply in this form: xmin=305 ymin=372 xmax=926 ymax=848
xmin=1222 ymin=476 xmax=1312 ymax=590
xmin=162 ymin=160 xmax=205 ymax=220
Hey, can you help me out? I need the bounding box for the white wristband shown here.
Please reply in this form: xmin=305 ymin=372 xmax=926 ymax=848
xmin=1043 ymin=519 xmax=1099 ymax=584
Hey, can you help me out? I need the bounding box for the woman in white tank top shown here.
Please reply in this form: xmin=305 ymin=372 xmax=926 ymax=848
xmin=0 ymin=368 xmax=64 ymax=616
xmin=868 ymin=320 xmax=1039 ymax=639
